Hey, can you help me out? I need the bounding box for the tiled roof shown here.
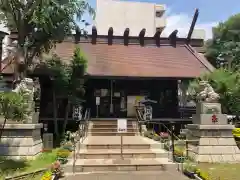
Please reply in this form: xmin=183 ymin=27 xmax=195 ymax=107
xmin=53 ymin=42 xmax=214 ymax=78
xmin=1 ymin=41 xmax=214 ymax=78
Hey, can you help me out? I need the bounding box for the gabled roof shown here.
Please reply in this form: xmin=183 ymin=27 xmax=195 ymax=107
xmin=2 ymin=33 xmax=214 ymax=78
xmin=53 ymin=42 xmax=214 ymax=78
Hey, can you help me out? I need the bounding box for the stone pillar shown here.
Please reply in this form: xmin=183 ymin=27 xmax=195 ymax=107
xmin=0 ymin=123 xmax=43 ymax=159
xmin=186 ymin=102 xmax=240 ymax=163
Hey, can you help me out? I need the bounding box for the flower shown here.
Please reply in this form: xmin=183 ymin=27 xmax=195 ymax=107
xmin=159 ymin=132 xmax=169 ymax=139
xmin=41 ymin=171 xmax=52 ymax=180
xmin=51 ymin=161 xmax=61 ymax=172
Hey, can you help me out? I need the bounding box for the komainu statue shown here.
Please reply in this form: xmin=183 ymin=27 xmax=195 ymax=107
xmin=197 ymin=80 xmax=220 ymax=103
xmin=12 ymin=78 xmax=35 ymax=122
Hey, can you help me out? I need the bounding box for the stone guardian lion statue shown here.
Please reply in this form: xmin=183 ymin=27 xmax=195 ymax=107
xmin=196 ymin=80 xmax=220 ymax=103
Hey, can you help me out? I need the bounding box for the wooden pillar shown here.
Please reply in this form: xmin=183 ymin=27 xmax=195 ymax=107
xmin=123 ymin=28 xmax=130 ymax=46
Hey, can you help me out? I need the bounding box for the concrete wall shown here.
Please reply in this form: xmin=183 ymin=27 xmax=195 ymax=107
xmin=0 ymin=123 xmax=43 ymax=159
xmin=95 ymin=0 xmax=166 ymax=37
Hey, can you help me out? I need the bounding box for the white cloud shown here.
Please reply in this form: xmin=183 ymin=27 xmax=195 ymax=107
xmin=162 ymin=13 xmax=218 ymax=40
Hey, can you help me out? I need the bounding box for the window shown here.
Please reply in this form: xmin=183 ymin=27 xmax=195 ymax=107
xmin=155 ymin=11 xmax=162 ymax=17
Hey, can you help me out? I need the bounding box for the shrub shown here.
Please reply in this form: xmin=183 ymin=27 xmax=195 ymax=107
xmin=153 ymin=135 xmax=160 ymax=141
xmin=163 ymin=141 xmax=170 ymax=150
xmin=56 ymin=149 xmax=70 ymax=159
xmin=143 ymin=131 xmax=153 ymax=138
xmin=195 ymin=169 xmax=210 ymax=180
xmin=62 ymin=142 xmax=73 ymax=152
xmin=232 ymin=128 xmax=240 ymax=137
xmin=184 ymin=162 xmax=197 ymax=172
xmin=41 ymin=171 xmax=52 ymax=180
xmin=174 ymin=148 xmax=184 ymax=157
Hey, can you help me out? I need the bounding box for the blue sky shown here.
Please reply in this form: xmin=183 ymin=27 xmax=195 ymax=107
xmin=82 ymin=0 xmax=240 ymax=39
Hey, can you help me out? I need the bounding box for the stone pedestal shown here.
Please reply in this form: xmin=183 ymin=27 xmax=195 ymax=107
xmin=43 ymin=133 xmax=53 ymax=150
xmin=186 ymin=102 xmax=240 ymax=163
xmin=0 ymin=123 xmax=43 ymax=159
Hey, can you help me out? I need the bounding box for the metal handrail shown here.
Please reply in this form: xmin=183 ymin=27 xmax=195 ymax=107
xmin=135 ymin=107 xmax=202 ymax=167
xmin=135 ymin=107 xmax=180 ymax=140
xmin=73 ymin=108 xmax=90 ymax=174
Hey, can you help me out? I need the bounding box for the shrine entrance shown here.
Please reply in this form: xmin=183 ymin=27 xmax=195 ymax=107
xmin=85 ymin=78 xmax=179 ymax=119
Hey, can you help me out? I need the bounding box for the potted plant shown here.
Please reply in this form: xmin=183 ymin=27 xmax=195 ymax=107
xmin=183 ymin=162 xmax=197 ymax=179
xmin=174 ymin=149 xmax=185 ymax=163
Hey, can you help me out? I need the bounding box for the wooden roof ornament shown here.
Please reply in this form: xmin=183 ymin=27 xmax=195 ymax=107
xmin=186 ymin=8 xmax=199 ymax=44
xmin=168 ymin=30 xmax=178 ymax=47
xmin=108 ymin=27 xmax=113 ymax=45
xmin=139 ymin=28 xmax=146 ymax=46
xmin=123 ymin=28 xmax=130 ymax=46
xmin=91 ymin=26 xmax=97 ymax=44
xmin=154 ymin=29 xmax=161 ymax=47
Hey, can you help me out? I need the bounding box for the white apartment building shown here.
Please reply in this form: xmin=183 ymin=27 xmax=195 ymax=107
xmin=95 ymin=0 xmax=166 ymax=37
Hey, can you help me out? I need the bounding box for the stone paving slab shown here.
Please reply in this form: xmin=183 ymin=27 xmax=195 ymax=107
xmin=63 ymin=171 xmax=190 ymax=180
xmin=84 ymin=136 xmax=147 ymax=145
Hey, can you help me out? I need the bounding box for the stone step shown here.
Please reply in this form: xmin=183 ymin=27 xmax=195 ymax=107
xmin=89 ymin=132 xmax=136 ymax=136
xmin=78 ymin=149 xmax=168 ymax=159
xmin=91 ymin=120 xmax=136 ymax=125
xmin=67 ymin=158 xmax=173 ymax=172
xmin=63 ymin=170 xmax=190 ymax=180
xmin=81 ymin=144 xmax=151 ymax=150
xmin=89 ymin=128 xmax=136 ymax=132
xmin=92 ymin=124 xmax=134 ymax=129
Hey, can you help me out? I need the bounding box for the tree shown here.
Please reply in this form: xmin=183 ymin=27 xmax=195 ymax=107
xmin=46 ymin=47 xmax=87 ymax=143
xmin=205 ymin=14 xmax=240 ymax=69
xmin=0 ymin=0 xmax=94 ymax=79
xmin=0 ymin=92 xmax=28 ymax=139
xmin=188 ymin=69 xmax=240 ymax=115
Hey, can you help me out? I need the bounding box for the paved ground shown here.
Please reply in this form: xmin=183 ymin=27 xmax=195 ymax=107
xmin=63 ymin=171 xmax=190 ymax=180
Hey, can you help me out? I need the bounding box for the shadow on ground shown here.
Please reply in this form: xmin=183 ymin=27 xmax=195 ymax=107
xmin=0 ymin=156 xmax=29 ymax=174
xmin=0 ymin=141 xmax=29 ymax=177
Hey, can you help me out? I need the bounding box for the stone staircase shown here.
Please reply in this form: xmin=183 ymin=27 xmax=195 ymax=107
xmin=88 ymin=119 xmax=139 ymax=136
xmin=65 ymin=119 xmax=177 ymax=174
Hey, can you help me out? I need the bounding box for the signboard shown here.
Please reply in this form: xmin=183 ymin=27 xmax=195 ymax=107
xmin=96 ymin=97 xmax=100 ymax=105
xmin=117 ymin=119 xmax=127 ymax=133
xmin=73 ymin=106 xmax=82 ymax=120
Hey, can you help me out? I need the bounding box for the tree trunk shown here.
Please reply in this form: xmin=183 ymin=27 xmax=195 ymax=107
xmin=52 ymin=90 xmax=59 ymax=140
xmin=0 ymin=117 xmax=7 ymax=141
xmin=62 ymin=99 xmax=71 ymax=138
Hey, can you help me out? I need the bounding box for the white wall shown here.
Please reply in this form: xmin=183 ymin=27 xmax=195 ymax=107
xmin=95 ymin=0 xmax=166 ymax=37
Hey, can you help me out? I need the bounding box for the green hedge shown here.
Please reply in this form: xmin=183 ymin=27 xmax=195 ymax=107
xmin=232 ymin=128 xmax=240 ymax=138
